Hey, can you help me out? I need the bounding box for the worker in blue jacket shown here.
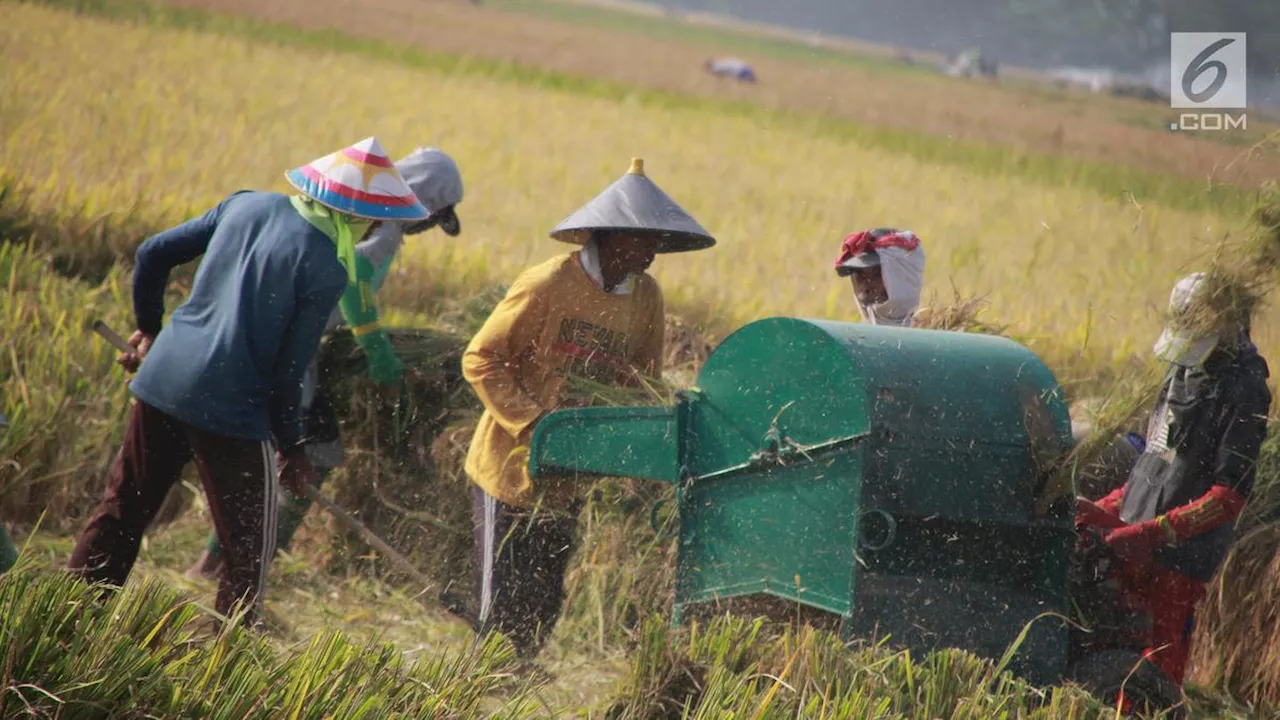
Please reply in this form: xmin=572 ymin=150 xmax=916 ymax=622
xmin=67 ymin=138 xmax=430 ymax=627
xmin=185 ymin=147 xmax=465 ymax=581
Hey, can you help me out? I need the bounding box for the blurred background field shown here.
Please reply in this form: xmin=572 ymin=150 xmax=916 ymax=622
xmin=4 ymin=0 xmax=1278 ymax=383
xmin=3 ymin=0 xmax=1280 ymax=716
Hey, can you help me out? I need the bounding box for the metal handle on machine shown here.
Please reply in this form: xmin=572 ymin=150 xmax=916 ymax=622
xmin=858 ymin=508 xmax=897 ymax=551
xmin=694 ymin=431 xmax=868 ymax=483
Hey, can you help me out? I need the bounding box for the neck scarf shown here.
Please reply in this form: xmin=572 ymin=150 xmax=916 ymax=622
xmin=289 ymin=194 xmax=370 ymax=285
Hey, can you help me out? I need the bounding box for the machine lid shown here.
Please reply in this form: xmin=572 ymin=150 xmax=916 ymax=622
xmin=685 ymin=318 xmax=872 ymax=480
xmin=683 ymin=318 xmax=1073 ymax=500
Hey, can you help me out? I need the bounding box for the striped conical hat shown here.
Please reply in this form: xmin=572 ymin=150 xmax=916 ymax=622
xmin=285 ymin=137 xmax=430 ymax=221
xmin=550 ymin=158 xmax=715 ymax=253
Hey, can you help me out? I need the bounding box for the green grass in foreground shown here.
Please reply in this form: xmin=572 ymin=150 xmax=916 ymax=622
xmin=6 ymin=0 xmax=1260 ymax=217
xmin=0 ymin=554 xmax=541 ymax=719
xmin=0 ymin=549 xmax=1217 ymax=719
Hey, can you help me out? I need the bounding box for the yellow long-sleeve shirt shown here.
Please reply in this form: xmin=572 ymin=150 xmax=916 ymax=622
xmin=462 ymin=251 xmax=665 ymax=510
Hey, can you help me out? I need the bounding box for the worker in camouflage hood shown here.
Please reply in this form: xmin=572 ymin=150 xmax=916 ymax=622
xmin=455 ymin=158 xmax=714 ymax=659
xmin=68 ymin=138 xmax=430 ymax=628
xmin=186 ymin=147 xmax=465 ymax=582
xmin=834 ymin=228 xmax=926 ymax=327
xmin=1078 ymin=272 xmax=1272 ymax=688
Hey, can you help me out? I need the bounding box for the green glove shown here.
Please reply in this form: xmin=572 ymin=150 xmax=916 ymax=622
xmin=338 ymin=254 xmax=404 ymax=387
xmin=359 ymin=329 xmax=404 ymax=387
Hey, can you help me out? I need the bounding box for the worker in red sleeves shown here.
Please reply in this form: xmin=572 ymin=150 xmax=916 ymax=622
xmin=1079 ymin=272 xmax=1272 ymax=687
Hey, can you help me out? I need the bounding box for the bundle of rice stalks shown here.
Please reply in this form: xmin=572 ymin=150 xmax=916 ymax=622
xmin=1162 ymin=183 xmax=1280 ymax=346
xmin=912 ymin=288 xmax=1010 ymax=336
xmin=1187 ymin=426 xmax=1280 ymax=710
xmin=558 ymin=477 xmax=679 ymax=652
xmin=662 ymin=314 xmax=715 ymax=388
xmin=309 ymin=326 xmax=479 ymax=589
xmin=560 ymin=373 xmax=679 ymax=409
xmin=1187 ymin=523 xmax=1280 ymax=714
xmin=1054 ymin=368 xmax=1166 ymax=499
xmin=546 ymin=315 xmax=716 ymax=409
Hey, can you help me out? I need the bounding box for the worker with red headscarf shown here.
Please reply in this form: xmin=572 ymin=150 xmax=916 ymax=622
xmin=833 ymin=228 xmax=926 ymax=327
xmin=1079 ymin=272 xmax=1272 ymax=688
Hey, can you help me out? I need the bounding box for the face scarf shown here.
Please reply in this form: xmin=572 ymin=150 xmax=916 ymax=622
xmin=837 ymin=230 xmax=925 ymax=327
xmin=579 ymin=236 xmax=637 ymax=295
xmin=289 ymin=195 xmax=373 ymax=285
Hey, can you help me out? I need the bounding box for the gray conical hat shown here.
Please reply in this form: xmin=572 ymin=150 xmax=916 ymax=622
xmin=550 ymin=158 xmax=716 ymax=253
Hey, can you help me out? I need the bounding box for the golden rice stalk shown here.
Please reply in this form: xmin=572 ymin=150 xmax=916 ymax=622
xmin=1162 ymin=184 xmax=1280 ymax=340
xmin=1187 ymin=525 xmax=1280 ymax=711
xmin=912 ymin=287 xmax=1010 ymax=336
xmin=1054 ymin=193 xmax=1280 ymax=502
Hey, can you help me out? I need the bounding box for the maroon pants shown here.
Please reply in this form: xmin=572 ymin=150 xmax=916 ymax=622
xmin=471 ymin=484 xmax=581 ymax=658
xmin=68 ymin=399 xmax=280 ymax=625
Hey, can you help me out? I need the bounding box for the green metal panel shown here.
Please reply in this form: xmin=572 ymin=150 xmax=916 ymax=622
xmin=528 ymin=406 xmax=680 ymax=483
xmin=674 ymin=318 xmax=870 ymax=616
xmin=676 ymin=447 xmax=864 ymax=617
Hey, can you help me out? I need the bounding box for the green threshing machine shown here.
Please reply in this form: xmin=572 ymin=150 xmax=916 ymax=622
xmin=528 ymin=317 xmax=1183 ymax=709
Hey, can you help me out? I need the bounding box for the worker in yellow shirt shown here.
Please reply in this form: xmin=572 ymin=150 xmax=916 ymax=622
xmin=454 ymin=158 xmax=716 ymax=659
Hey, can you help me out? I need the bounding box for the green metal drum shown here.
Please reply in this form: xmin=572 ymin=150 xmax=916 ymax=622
xmin=529 ymin=317 xmax=1076 ymax=685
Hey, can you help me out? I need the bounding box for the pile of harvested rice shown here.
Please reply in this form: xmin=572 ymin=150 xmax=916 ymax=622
xmin=294 ymin=287 xmax=716 ymax=606
xmin=912 ymin=289 xmax=1010 ymax=336
xmin=304 ymin=325 xmax=479 ymax=588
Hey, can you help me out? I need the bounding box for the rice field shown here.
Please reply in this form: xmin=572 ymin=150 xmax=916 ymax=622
xmin=3 ymin=0 xmax=1277 ymax=385
xmin=128 ymin=0 xmax=1280 ymax=185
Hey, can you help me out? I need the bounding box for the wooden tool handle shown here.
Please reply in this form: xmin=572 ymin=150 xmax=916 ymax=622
xmin=298 ymin=484 xmax=437 ymax=593
xmin=91 ymin=320 xmax=136 ymax=354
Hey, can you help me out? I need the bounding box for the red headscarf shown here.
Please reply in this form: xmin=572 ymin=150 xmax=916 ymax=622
xmin=834 ymin=229 xmax=921 ymax=270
